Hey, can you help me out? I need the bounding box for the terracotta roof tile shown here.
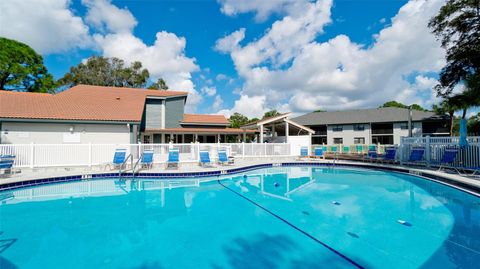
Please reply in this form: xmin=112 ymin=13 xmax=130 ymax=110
xmin=0 ymin=85 xmax=188 ymax=122
xmin=181 ymin=114 xmax=229 ymax=125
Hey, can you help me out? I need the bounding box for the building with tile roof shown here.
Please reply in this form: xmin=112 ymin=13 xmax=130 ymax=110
xmin=0 ymin=85 xmax=254 ymax=144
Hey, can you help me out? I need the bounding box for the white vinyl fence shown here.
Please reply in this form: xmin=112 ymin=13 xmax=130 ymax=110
xmin=0 ymin=143 xmax=292 ymax=168
xmin=399 ymin=136 xmax=480 ymax=168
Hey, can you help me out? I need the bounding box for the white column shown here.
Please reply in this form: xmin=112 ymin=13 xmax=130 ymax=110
xmin=285 ymin=121 xmax=289 ymax=143
xmin=161 ymin=100 xmax=166 ymax=129
xmin=243 ymin=132 xmax=246 ymax=142
xmin=272 ymin=123 xmax=276 ymax=142
xmin=260 ymin=124 xmax=264 ymax=143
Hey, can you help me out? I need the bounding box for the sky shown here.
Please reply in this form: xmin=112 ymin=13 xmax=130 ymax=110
xmin=2 ymin=0 xmax=473 ymax=118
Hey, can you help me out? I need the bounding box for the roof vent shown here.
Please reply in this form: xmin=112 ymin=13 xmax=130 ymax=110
xmin=116 ymin=97 xmax=121 ymax=100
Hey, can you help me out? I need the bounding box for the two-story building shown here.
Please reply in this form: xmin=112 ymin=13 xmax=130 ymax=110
xmin=0 ymin=85 xmax=253 ymax=144
xmin=292 ymin=107 xmax=450 ymax=145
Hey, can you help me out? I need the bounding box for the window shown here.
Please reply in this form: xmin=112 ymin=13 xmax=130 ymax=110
xmin=332 ymin=125 xmax=343 ymax=132
xmin=400 ymin=122 xmax=408 ymax=130
xmin=143 ymin=135 xmax=151 ymax=144
xmin=333 ymin=138 xmax=343 ymax=144
xmin=354 ymin=137 xmax=365 ymax=144
xmin=353 ymin=124 xmax=365 ymax=131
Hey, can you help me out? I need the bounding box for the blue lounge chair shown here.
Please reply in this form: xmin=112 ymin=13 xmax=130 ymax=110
xmin=140 ymin=150 xmax=154 ymax=169
xmin=299 ymin=147 xmax=308 ymax=159
xmin=377 ymin=147 xmax=397 ymax=163
xmin=0 ymin=155 xmax=15 ymax=177
xmin=199 ymin=150 xmax=212 ymax=167
xmin=167 ymin=149 xmax=179 ymax=168
xmin=313 ymin=147 xmax=324 ymax=159
xmin=218 ymin=150 xmax=230 ymax=165
xmin=431 ymin=148 xmax=459 ymax=172
xmin=110 ymin=149 xmax=127 ymax=169
xmin=406 ymin=147 xmax=425 ymax=166
xmin=365 ymin=150 xmax=378 ymax=162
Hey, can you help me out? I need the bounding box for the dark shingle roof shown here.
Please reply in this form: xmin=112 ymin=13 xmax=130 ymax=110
xmin=292 ymin=107 xmax=444 ymax=126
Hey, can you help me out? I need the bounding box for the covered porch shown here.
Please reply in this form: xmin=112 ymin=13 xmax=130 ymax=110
xmin=241 ymin=113 xmax=314 ymax=143
xmin=142 ymin=128 xmax=256 ymax=144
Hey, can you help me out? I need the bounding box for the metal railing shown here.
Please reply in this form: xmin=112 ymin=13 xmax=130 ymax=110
xmin=0 ymin=142 xmax=292 ymax=168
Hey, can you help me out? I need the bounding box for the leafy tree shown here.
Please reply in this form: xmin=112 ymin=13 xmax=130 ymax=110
xmin=468 ymin=112 xmax=480 ymax=135
xmin=248 ymin=117 xmax=259 ymax=123
xmin=228 ymin=112 xmax=250 ymax=128
xmin=58 ymin=56 xmax=150 ymax=88
xmin=262 ymin=110 xmax=281 ymax=119
xmin=148 ymin=78 xmax=169 ymax=90
xmin=380 ymin=101 xmax=427 ymax=111
xmin=313 ymin=109 xmax=326 ymax=113
xmin=428 ymin=0 xmax=480 ymax=97
xmin=0 ymin=37 xmax=55 ymax=92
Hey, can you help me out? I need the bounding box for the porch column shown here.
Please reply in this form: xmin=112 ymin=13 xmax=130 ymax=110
xmin=272 ymin=123 xmax=276 ymax=142
xmin=285 ymin=121 xmax=289 ymax=143
xmin=260 ymin=124 xmax=264 ymax=143
xmin=243 ymin=132 xmax=246 ymax=142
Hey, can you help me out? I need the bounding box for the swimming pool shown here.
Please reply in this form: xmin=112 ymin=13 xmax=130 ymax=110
xmin=0 ymin=166 xmax=479 ymax=268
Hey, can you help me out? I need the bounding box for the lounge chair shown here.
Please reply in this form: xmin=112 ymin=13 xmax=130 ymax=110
xmin=167 ymin=149 xmax=179 ymax=168
xmin=218 ymin=150 xmax=230 ymax=165
xmin=429 ymin=148 xmax=459 ymax=172
xmin=299 ymin=147 xmax=309 ymax=160
xmin=377 ymin=147 xmax=397 ymax=164
xmin=406 ymin=147 xmax=425 ymax=166
xmin=140 ymin=150 xmax=154 ymax=169
xmin=199 ymin=150 xmax=212 ymax=167
xmin=108 ymin=149 xmax=127 ymax=170
xmin=0 ymin=155 xmax=15 ymax=177
xmin=365 ymin=150 xmax=378 ymax=162
xmin=312 ymin=147 xmax=325 ymax=159
xmin=330 ymin=146 xmax=338 ymax=154
xmin=343 ymin=146 xmax=350 ymax=154
xmin=355 ymin=145 xmax=364 ymax=154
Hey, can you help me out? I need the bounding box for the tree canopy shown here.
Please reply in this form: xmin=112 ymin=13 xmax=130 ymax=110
xmin=262 ymin=110 xmax=281 ymax=119
xmin=0 ymin=37 xmax=55 ymax=93
xmin=148 ymin=78 xmax=169 ymax=90
xmin=228 ymin=112 xmax=249 ymax=128
xmin=58 ymin=56 xmax=150 ymax=88
xmin=379 ymin=101 xmax=427 ymax=111
xmin=428 ymin=0 xmax=480 ymax=98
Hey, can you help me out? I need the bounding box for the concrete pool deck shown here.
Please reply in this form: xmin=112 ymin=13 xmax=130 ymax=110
xmin=1 ymin=158 xmax=479 ymax=195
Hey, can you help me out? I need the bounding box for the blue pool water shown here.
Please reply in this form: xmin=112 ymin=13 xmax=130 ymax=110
xmin=0 ymin=166 xmax=479 ymax=268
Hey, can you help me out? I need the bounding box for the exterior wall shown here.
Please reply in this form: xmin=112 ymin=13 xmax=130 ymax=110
xmin=165 ymin=97 xmax=185 ymax=128
xmin=392 ymin=121 xmax=422 ymax=144
xmin=326 ymin=124 xmax=371 ymax=145
xmin=1 ymin=122 xmax=131 ymax=144
xmin=144 ymin=99 xmax=164 ymax=129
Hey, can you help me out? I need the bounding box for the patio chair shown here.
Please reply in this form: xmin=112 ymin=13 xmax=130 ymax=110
xmin=330 ymin=146 xmax=338 ymax=154
xmin=355 ymin=145 xmax=364 ymax=154
xmin=343 ymin=146 xmax=350 ymax=154
xmin=377 ymin=147 xmax=397 ymax=164
xmin=218 ymin=150 xmax=230 ymax=165
xmin=430 ymin=148 xmax=459 ymax=172
xmin=368 ymin=145 xmax=377 ymax=152
xmin=0 ymin=155 xmax=15 ymax=177
xmin=312 ymin=147 xmax=325 ymax=159
xmin=365 ymin=150 xmax=378 ymax=162
xmin=140 ymin=150 xmax=154 ymax=169
xmin=199 ymin=150 xmax=212 ymax=167
xmin=299 ymin=147 xmax=309 ymax=160
xmin=167 ymin=149 xmax=179 ymax=168
xmin=107 ymin=149 xmax=127 ymax=170
xmin=406 ymin=147 xmax=426 ymax=166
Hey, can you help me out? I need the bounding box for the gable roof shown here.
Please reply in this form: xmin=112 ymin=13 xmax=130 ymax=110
xmin=0 ymin=85 xmax=188 ymax=122
xmin=181 ymin=114 xmax=229 ymax=125
xmin=292 ymin=107 xmax=446 ymax=126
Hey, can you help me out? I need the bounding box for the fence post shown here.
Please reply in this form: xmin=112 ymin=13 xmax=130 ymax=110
xmin=425 ymin=136 xmax=431 ymax=167
xmin=196 ymin=142 xmax=200 ymax=162
xmin=88 ymin=143 xmax=92 ymax=167
xmin=264 ymin=142 xmax=267 ymax=156
xmin=242 ymin=142 xmax=245 ymax=158
xmin=30 ymin=142 xmax=35 ymax=168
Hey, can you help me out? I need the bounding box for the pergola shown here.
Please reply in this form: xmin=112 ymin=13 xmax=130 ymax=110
xmin=241 ymin=113 xmax=314 ymax=143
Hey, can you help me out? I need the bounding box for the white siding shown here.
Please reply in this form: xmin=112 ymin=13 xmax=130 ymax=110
xmin=1 ymin=122 xmax=131 ymax=144
xmin=327 ymin=124 xmax=370 ymax=145
xmin=393 ymin=122 xmax=422 ymax=144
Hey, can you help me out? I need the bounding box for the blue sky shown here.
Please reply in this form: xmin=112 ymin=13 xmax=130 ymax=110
xmin=3 ymin=0 xmax=474 ymax=118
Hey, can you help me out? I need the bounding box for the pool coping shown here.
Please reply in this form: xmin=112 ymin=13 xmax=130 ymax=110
xmin=1 ymin=161 xmax=479 ymax=196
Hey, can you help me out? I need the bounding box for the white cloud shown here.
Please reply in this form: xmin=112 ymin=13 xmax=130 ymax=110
xmin=218 ymin=0 xmax=446 ymax=116
xmin=0 ymin=0 xmax=92 ymax=54
xmin=218 ymin=0 xmax=310 ymax=22
xmin=201 ymin=86 xmax=217 ymax=97
xmin=217 ymin=94 xmax=268 ymax=118
xmin=215 ymin=28 xmax=245 ymax=53
xmin=83 ymin=0 xmax=137 ymax=33
xmin=216 ymin=74 xmax=228 ymax=81
xmin=212 ymin=95 xmax=224 ymax=110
